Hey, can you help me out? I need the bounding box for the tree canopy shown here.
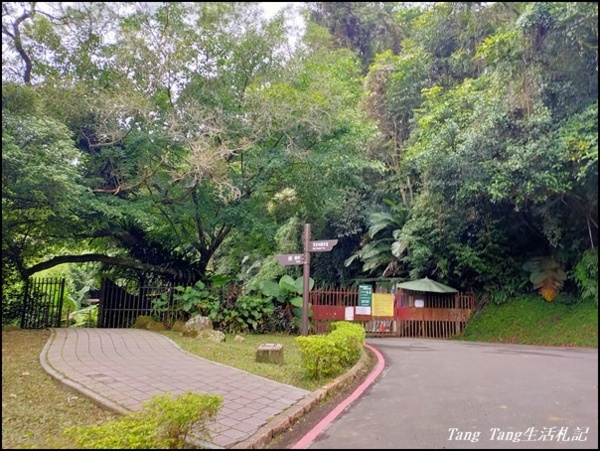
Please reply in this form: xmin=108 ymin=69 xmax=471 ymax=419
xmin=2 ymin=2 xmax=597 ymax=305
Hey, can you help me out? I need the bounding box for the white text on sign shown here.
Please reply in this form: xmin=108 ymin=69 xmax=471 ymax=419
xmin=310 ymin=240 xmax=338 ymax=252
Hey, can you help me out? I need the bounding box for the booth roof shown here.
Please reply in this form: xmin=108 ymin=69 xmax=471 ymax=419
xmin=395 ymin=277 xmax=458 ymax=293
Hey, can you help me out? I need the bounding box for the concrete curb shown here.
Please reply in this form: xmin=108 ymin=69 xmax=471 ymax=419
xmin=230 ymin=346 xmax=373 ymax=449
xmin=39 ymin=329 xmax=225 ymax=449
xmin=290 ymin=343 xmax=385 ymax=449
xmin=39 ymin=328 xmax=130 ymax=416
xmin=40 ymin=330 xmax=373 ymax=450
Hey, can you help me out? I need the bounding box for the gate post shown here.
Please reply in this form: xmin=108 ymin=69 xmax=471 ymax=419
xmin=55 ymin=278 xmax=66 ymax=327
xmin=97 ymin=278 xmax=106 ymax=328
xmin=20 ymin=279 xmax=31 ymax=329
xmin=454 ymin=293 xmax=459 ymax=336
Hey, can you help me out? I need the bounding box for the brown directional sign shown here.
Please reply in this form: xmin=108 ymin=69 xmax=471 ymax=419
xmin=310 ymin=239 xmax=338 ymax=252
xmin=273 ymin=224 xmax=338 ymax=336
xmin=275 ymin=254 xmax=305 ymax=266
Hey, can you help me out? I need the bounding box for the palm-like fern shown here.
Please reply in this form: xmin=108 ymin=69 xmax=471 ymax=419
xmin=522 ymin=256 xmax=567 ymax=302
xmin=345 ymin=199 xmax=410 ymax=277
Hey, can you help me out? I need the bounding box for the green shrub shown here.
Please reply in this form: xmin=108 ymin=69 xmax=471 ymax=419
xmin=172 ymin=320 xmax=188 ymax=332
xmin=1 ymin=266 xmax=24 ymax=327
xmin=296 ymin=321 xmax=365 ymax=380
xmin=68 ymin=305 xmax=98 ymax=328
xmin=147 ymin=320 xmax=166 ymax=331
xmin=256 ymin=275 xmax=314 ymax=330
xmin=64 ymin=413 xmax=157 ymax=449
xmin=1 ymin=293 xmax=22 ymax=327
xmin=232 ymin=294 xmax=275 ymax=333
xmin=143 ymin=392 xmax=222 ymax=447
xmin=182 ymin=327 xmax=199 ymax=338
xmin=132 ymin=315 xmax=154 ymax=329
xmin=575 ymin=249 xmax=598 ymax=305
xmin=196 ymin=292 xmax=276 ymax=334
xmin=153 ymin=281 xmax=213 ymax=321
xmin=64 ymin=391 xmax=222 ymax=449
xmin=296 ymin=335 xmax=342 ymax=380
xmin=331 ymin=321 xmax=366 ymax=365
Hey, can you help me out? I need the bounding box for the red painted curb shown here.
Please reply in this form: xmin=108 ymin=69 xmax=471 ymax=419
xmin=291 ymin=344 xmax=385 ymax=449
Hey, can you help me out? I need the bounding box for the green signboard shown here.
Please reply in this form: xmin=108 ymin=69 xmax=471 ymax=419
xmin=358 ymin=284 xmax=372 ymax=307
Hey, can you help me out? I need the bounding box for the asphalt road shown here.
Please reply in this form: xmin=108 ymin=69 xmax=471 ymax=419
xmin=305 ymin=338 xmax=598 ymax=449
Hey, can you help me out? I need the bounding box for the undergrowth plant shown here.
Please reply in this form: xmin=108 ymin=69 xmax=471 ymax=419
xmin=63 ymin=391 xmax=222 ymax=449
xmin=574 ymin=249 xmax=598 ymax=305
xmin=258 ymin=275 xmax=315 ymax=330
xmin=153 ymin=280 xmax=214 ymax=320
xmin=67 ymin=305 xmax=98 ymax=327
xmin=296 ymin=321 xmax=366 ymax=380
xmin=197 ymin=293 xmax=275 ymax=333
xmin=522 ymin=256 xmax=567 ymax=301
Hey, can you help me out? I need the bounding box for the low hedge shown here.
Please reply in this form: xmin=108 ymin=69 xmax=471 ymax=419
xmin=296 ymin=321 xmax=366 ymax=380
xmin=63 ymin=391 xmax=222 ymax=449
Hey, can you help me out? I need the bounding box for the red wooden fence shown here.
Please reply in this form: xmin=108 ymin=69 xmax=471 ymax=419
xmin=310 ymin=287 xmax=475 ymax=339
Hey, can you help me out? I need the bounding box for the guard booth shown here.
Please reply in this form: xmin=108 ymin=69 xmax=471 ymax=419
xmin=310 ymin=277 xmax=475 ymax=338
xmin=394 ymin=277 xmax=474 ymax=337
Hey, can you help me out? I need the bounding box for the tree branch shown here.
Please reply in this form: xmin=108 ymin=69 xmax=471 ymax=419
xmin=210 ymin=224 xmax=232 ymax=254
xmin=93 ymin=154 xmax=167 ymax=195
xmin=587 ymin=216 xmax=595 ymax=251
xmin=23 ymin=253 xmax=182 ymax=278
xmin=5 ymin=4 xmax=38 ymax=84
xmin=191 ymin=189 xmax=207 ymax=249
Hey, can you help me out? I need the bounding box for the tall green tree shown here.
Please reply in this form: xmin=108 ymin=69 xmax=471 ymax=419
xmin=2 ymin=3 xmax=381 ymax=289
xmin=352 ymin=2 xmax=597 ymax=302
xmin=306 ymin=2 xmax=403 ymax=71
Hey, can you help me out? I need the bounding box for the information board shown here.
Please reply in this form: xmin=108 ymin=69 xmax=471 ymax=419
xmin=358 ymin=285 xmax=372 ymax=306
xmin=372 ymin=293 xmax=394 ymax=317
xmin=357 ymin=284 xmax=373 ymax=315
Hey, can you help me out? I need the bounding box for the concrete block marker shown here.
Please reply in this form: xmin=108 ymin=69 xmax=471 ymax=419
xmin=256 ymin=343 xmax=284 ymax=364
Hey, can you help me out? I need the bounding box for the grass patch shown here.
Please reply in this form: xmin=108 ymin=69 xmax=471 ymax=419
xmin=6 ymin=308 xmax=593 ymax=449
xmin=2 ymin=329 xmax=116 ymax=449
xmin=161 ymin=331 xmax=336 ymax=392
xmin=456 ymin=295 xmax=598 ymax=348
xmin=3 ymin=329 xmax=339 ymax=449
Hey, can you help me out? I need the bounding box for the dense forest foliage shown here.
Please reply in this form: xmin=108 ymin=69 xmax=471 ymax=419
xmin=2 ymin=2 xmax=597 ymax=314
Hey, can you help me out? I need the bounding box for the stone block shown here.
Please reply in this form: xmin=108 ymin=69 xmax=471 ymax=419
xmin=196 ymin=329 xmax=226 ymax=343
xmin=256 ymin=343 xmax=284 ymax=364
xmin=185 ymin=315 xmax=213 ymax=332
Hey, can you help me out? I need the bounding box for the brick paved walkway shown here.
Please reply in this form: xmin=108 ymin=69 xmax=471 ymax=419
xmin=40 ymin=328 xmax=310 ymax=448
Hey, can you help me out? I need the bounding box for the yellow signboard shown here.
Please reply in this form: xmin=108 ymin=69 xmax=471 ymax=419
xmin=372 ymin=293 xmax=394 ymax=317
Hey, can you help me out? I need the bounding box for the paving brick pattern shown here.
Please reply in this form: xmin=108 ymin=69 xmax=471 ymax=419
xmin=42 ymin=328 xmax=309 ymax=448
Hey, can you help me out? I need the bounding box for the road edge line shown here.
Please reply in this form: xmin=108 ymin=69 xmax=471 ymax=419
xmin=291 ymin=343 xmax=385 ymax=449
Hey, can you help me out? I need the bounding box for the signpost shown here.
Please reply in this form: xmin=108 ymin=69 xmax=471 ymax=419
xmin=274 ymin=254 xmax=305 ymax=266
xmin=274 ymin=223 xmax=338 ymax=336
xmin=310 ymin=240 xmax=338 ymax=252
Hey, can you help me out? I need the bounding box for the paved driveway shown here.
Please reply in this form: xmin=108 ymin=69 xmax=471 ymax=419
xmin=306 ymin=338 xmax=598 ymax=449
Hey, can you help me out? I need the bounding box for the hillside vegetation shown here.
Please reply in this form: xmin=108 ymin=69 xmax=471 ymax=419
xmin=458 ymin=296 xmax=598 ymax=348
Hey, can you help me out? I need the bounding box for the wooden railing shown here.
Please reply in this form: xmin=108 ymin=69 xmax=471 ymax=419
xmin=310 ymin=287 xmax=476 ymax=339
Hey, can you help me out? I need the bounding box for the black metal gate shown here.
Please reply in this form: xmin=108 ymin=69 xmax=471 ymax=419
xmin=97 ymin=278 xmax=175 ymax=328
xmin=20 ymin=277 xmax=66 ymax=329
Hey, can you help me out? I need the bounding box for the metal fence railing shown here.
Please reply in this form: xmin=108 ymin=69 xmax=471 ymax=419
xmin=20 ymin=278 xmax=65 ymax=329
